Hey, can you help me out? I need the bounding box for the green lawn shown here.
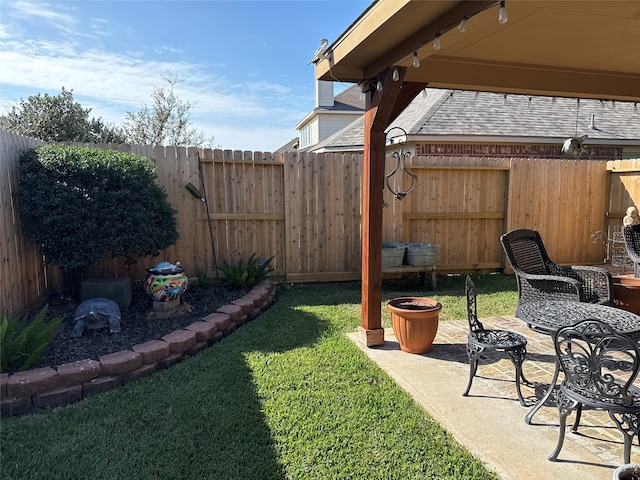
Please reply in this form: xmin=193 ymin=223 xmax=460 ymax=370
xmin=0 ymin=274 xmax=516 ymax=480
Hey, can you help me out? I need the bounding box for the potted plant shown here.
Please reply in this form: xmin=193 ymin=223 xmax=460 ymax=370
xmin=387 ymin=297 xmax=442 ymax=354
xmin=613 ymin=464 xmax=640 ymax=480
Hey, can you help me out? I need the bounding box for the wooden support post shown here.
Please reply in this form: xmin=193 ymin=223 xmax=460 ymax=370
xmin=360 ymin=70 xmax=427 ymax=347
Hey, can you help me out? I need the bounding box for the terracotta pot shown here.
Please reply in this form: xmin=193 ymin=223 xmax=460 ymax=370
xmin=613 ymin=276 xmax=640 ymax=315
xmin=387 ymin=297 xmax=442 ymax=354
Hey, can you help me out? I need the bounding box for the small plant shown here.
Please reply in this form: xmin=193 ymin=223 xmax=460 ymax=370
xmin=195 ymin=269 xmax=216 ymax=288
xmin=220 ymin=254 xmax=274 ymax=289
xmin=0 ymin=305 xmax=62 ymax=372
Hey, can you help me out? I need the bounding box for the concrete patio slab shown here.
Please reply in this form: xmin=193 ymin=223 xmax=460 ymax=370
xmin=348 ymin=315 xmax=638 ymax=480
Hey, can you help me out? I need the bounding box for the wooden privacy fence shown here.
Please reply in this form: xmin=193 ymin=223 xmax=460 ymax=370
xmin=2 ymin=128 xmax=639 ymax=315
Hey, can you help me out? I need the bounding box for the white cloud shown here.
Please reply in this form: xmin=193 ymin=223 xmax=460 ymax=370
xmin=9 ymin=1 xmax=76 ymax=26
xmin=0 ymin=2 xmax=314 ymax=151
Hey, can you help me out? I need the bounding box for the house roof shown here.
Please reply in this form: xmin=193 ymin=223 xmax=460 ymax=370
xmin=310 ymin=88 xmax=640 ymax=152
xmin=274 ymin=137 xmax=299 ymax=153
xmin=315 ymin=1 xmax=640 ymax=102
xmin=334 ymin=85 xmax=365 ymax=111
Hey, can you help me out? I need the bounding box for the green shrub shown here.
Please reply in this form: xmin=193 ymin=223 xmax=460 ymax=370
xmin=0 ymin=305 xmax=62 ymax=372
xmin=220 ymin=254 xmax=274 ymax=289
xmin=17 ymin=144 xmax=179 ymax=272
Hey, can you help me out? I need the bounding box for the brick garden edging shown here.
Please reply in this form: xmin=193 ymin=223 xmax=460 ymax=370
xmin=0 ymin=281 xmax=276 ymax=417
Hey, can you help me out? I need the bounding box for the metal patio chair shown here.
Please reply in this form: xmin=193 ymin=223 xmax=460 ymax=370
xmin=623 ymin=224 xmax=640 ymax=278
xmin=548 ymin=319 xmax=640 ymax=464
xmin=463 ymin=276 xmax=528 ymax=406
xmin=500 ymin=228 xmax=613 ymax=308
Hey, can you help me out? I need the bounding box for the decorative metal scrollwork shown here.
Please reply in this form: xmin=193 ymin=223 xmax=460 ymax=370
xmin=385 ymin=127 xmax=416 ymax=201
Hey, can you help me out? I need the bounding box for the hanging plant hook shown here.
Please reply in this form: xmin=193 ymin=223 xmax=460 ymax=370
xmin=384 ymin=126 xmax=416 ymax=201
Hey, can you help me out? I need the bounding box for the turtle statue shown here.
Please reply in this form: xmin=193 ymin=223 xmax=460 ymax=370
xmin=70 ymin=297 xmax=122 ymax=338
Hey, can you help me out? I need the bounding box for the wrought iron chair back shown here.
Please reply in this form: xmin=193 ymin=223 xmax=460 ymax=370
xmin=623 ymin=224 xmax=640 ymax=278
xmin=500 ymin=228 xmax=613 ymax=306
xmin=548 ymin=319 xmax=640 ymax=464
xmin=463 ymin=276 xmax=528 ymax=406
xmin=501 ymin=229 xmax=549 ymax=275
xmin=465 ymin=275 xmax=484 ymax=334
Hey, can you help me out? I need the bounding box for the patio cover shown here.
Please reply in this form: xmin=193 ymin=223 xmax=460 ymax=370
xmin=313 ymin=0 xmax=640 ymax=345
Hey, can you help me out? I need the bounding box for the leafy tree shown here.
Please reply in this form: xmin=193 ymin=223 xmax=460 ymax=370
xmin=122 ymin=72 xmax=216 ymax=147
xmin=18 ymin=144 xmax=179 ymax=292
xmin=5 ymin=87 xmax=126 ymax=143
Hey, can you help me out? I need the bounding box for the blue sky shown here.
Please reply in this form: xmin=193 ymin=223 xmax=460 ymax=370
xmin=0 ymin=0 xmax=370 ymax=151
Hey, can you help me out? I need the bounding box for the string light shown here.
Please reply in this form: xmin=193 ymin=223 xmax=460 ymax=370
xmin=498 ymin=0 xmax=508 ymax=24
xmin=403 ymin=2 xmax=509 ymax=75
xmin=474 ymin=91 xmax=480 ymax=100
xmin=358 ymin=82 xmax=366 ymax=101
xmin=433 ymin=33 xmax=441 ymax=50
xmin=392 ymin=67 xmax=399 ymax=81
xmin=458 ymin=16 xmax=468 ymax=32
xmin=376 ymin=79 xmax=383 ymax=91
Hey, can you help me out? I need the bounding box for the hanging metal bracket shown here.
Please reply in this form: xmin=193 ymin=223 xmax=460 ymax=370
xmin=384 ymin=127 xmax=416 ymax=201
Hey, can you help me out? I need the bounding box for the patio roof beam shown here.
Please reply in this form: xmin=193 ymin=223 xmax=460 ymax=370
xmin=402 ymin=58 xmax=640 ymax=102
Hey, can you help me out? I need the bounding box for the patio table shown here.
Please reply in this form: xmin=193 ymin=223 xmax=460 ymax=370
xmin=515 ymin=300 xmax=640 ymax=424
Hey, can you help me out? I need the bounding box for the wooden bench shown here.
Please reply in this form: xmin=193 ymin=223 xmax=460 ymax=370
xmin=382 ymin=264 xmax=437 ymax=289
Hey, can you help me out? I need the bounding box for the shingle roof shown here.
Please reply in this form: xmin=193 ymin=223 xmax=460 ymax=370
xmin=274 ymin=137 xmax=299 ymax=153
xmin=311 ymin=88 xmax=640 ymax=151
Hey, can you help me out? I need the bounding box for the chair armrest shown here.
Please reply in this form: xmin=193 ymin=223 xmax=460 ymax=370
xmin=569 ymin=265 xmax=614 ymax=304
xmin=515 ymin=272 xmax=583 ymax=303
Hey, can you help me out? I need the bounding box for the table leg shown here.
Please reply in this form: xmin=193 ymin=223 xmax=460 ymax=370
xmin=525 ymin=360 xmax=560 ymax=425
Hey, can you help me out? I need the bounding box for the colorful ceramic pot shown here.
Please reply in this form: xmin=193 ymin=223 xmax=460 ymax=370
xmin=144 ymin=261 xmax=189 ymax=302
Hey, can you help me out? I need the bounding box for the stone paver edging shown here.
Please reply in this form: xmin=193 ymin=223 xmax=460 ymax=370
xmin=0 ymin=281 xmax=276 ymax=417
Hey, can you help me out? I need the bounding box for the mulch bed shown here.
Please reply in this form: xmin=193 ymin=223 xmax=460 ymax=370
xmin=29 ymin=281 xmax=250 ymax=373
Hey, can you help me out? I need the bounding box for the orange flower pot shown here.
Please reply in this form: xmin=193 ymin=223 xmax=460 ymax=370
xmin=387 ymin=297 xmax=442 ymax=354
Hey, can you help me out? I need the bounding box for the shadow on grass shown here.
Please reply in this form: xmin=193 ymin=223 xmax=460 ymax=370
xmin=1 ymin=278 xmax=510 ymax=479
xmin=0 ymin=301 xmax=330 ymax=480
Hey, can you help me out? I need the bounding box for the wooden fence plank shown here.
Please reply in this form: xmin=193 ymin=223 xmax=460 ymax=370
xmin=2 ymin=128 xmax=639 ymax=315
